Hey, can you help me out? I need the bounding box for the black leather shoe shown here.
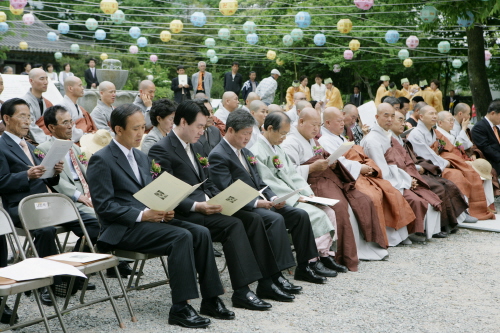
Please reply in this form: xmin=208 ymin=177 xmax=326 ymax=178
xmin=276 ymin=275 xmax=302 ymax=294
xmin=320 ymin=256 xmax=348 ymax=273
xmin=39 ymin=288 xmax=53 ymax=306
xmin=0 ymin=300 xmax=19 ymax=324
xmin=200 ymin=297 xmax=235 ymax=320
xmin=432 ymin=232 xmax=448 ymax=239
xmin=231 ymin=291 xmax=272 ymax=311
xmin=76 ymin=278 xmax=96 ymax=291
xmin=169 ymin=304 xmax=211 ymax=328
xmin=213 ymin=249 xmax=223 ymax=257
xmin=256 ymin=283 xmax=294 ymax=302
xmin=310 ymin=261 xmax=338 ymax=277
xmin=294 ymin=265 xmax=327 ymax=284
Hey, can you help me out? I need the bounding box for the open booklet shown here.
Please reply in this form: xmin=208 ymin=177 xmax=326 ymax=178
xmin=272 ymin=188 xmax=303 ymax=205
xmin=133 ymin=172 xmax=206 ymax=211
xmin=207 ymin=180 xmax=259 ymax=216
xmin=299 ymin=196 xmax=339 ymax=206
xmin=0 ymin=258 xmax=86 ymax=282
xmin=39 ymin=138 xmax=74 ymax=179
xmin=327 ymin=141 xmax=354 ymax=165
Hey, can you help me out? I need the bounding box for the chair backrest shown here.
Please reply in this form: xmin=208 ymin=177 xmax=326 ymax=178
xmin=0 ymin=207 xmax=26 ymax=261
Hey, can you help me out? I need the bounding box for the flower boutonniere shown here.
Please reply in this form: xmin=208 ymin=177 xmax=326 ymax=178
xmin=247 ymin=156 xmax=257 ymax=165
xmin=196 ymin=153 xmax=210 ymax=168
xmin=78 ymin=152 xmax=88 ymax=165
xmin=313 ymin=145 xmax=324 ymax=156
xmin=33 ymin=148 xmax=45 ymax=159
xmin=437 ymin=139 xmax=446 ymax=154
xmin=150 ymin=160 xmax=161 ymax=180
xmin=272 ymin=155 xmax=283 ymax=169
xmin=455 ymin=141 xmax=464 ymax=151
xmin=344 ymin=135 xmax=349 ymax=141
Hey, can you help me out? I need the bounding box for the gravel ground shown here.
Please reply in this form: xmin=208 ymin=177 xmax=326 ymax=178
xmin=5 ymin=227 xmax=500 ymax=333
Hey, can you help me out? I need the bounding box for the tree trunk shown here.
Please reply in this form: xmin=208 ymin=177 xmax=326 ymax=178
xmin=467 ymin=25 xmax=492 ymax=117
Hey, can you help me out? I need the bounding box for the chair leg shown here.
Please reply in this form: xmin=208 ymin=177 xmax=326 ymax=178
xmin=6 ymin=234 xmax=19 ymax=264
xmin=62 ymin=277 xmax=77 ymax=310
xmin=126 ymin=260 xmax=139 ymax=290
xmin=62 ymin=232 xmax=71 ymax=252
xmin=113 ymin=265 xmax=137 ymax=322
xmin=79 ymin=278 xmax=89 ymax=304
xmin=45 ymin=286 xmax=68 ymax=333
xmin=11 ymin=293 xmax=21 ymax=326
xmin=134 ymin=260 xmax=147 ymax=289
xmin=97 ymin=270 xmax=125 ymax=328
xmin=30 ymin=289 xmax=53 ymax=333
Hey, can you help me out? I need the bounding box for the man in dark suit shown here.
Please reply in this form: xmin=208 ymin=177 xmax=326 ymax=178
xmin=444 ymin=90 xmax=460 ymax=113
xmin=87 ymin=104 xmax=227 ymax=328
xmin=348 ymin=85 xmax=364 ymax=107
xmin=171 ymin=65 xmax=193 ymax=104
xmin=84 ymin=58 xmax=99 ymax=89
xmin=223 ymin=62 xmax=243 ymax=98
xmin=471 ymin=99 xmax=500 ymax=175
xmin=196 ymin=98 xmax=222 ymax=156
xmin=209 ymin=109 xmax=337 ymax=285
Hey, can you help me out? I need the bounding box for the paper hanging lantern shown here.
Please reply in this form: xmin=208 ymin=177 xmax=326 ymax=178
xmin=210 ymin=56 xmax=218 ymax=64
xmin=100 ymin=53 xmax=108 ymax=61
xmin=47 ymin=31 xmax=57 ymax=41
xmin=486 ymin=60 xmax=491 ymax=68
xmin=295 ymin=11 xmax=311 ymax=28
xmin=314 ymin=33 xmax=326 ymax=46
xmin=398 ymin=49 xmax=409 ymax=60
xmin=129 ymin=45 xmax=138 ymax=54
xmin=385 ymin=30 xmax=399 ymax=43
xmin=205 ymin=38 xmax=215 ymax=48
xmin=19 ymin=41 xmax=28 ymax=49
xmin=267 ymin=50 xmax=276 ymax=60
xmin=0 ymin=22 xmax=8 ymax=33
xmin=207 ymin=49 xmax=216 ymax=58
xmin=170 ymin=20 xmax=183 ymax=33
xmin=246 ymin=33 xmax=259 ymax=45
xmin=349 ymin=39 xmax=360 ymax=51
xmin=420 ymin=5 xmax=438 ymax=23
xmin=129 ymin=26 xmax=141 ymax=39
xmin=457 ymin=11 xmax=474 ymax=28
xmin=94 ymin=29 xmax=106 ymax=40
xmin=243 ymin=21 xmax=256 ymax=34
xmin=406 ymin=35 xmax=419 ymax=49
xmin=333 ymin=64 xmax=341 ymax=73
xmin=150 ymin=54 xmax=158 ymax=63
xmin=485 ymin=50 xmax=492 ymax=61
xmin=54 ymin=52 xmax=63 ymax=59
xmin=0 ymin=12 xmax=6 ymax=22
xmin=344 ymin=50 xmax=354 ymax=60
xmin=85 ymin=18 xmax=98 ymax=31
xmin=354 ymin=0 xmax=374 ymax=10
xmin=283 ymin=34 xmax=293 ymax=46
xmin=22 ymin=13 xmax=34 ymax=25
xmin=438 ymin=41 xmax=450 ymax=53
xmin=290 ymin=28 xmax=303 ymax=41
xmin=190 ymin=12 xmax=206 ymax=27
xmin=452 ymin=59 xmax=462 ymax=68
xmin=276 ymin=58 xmax=284 ymax=66
xmin=219 ymin=0 xmax=238 ymax=16
xmin=218 ymin=28 xmax=230 ymax=40
xmin=111 ymin=10 xmax=125 ymax=24
xmin=10 ymin=5 xmax=23 ymax=15
xmin=160 ymin=30 xmax=171 ymax=42
xmin=70 ymin=43 xmax=79 ymax=52
xmin=58 ymin=22 xmax=69 ymax=34
xmin=137 ymin=37 xmax=148 ymax=47
xmin=100 ymin=0 xmax=118 ymax=14
xmin=10 ymin=0 xmax=27 ymax=10
xmin=403 ymin=58 xmax=413 ymax=67
xmin=337 ymin=19 xmax=352 ymax=34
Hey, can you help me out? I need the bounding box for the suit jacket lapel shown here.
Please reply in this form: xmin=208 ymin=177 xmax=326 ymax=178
xmin=134 ymin=149 xmax=150 ymax=186
xmin=110 ymin=141 xmax=142 ymax=186
xmin=221 ymin=140 xmax=260 ymax=188
xmin=171 ymin=133 xmax=201 ymax=179
xmin=4 ymin=134 xmax=33 ymax=166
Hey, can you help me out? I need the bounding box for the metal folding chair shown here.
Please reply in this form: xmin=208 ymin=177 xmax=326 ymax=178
xmin=0 ymin=207 xmax=67 ymax=333
xmin=18 ymin=193 xmax=136 ymax=329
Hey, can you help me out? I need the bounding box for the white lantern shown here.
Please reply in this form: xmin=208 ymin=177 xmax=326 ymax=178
xmin=205 ymin=38 xmax=216 ymax=48
xmin=218 ymin=28 xmax=230 ymax=40
xmin=85 ymin=18 xmax=98 ymax=31
xmin=111 ymin=10 xmax=125 ymax=24
xmin=207 ymin=49 xmax=216 ymax=58
xmin=398 ymin=49 xmax=409 ymax=60
xmin=344 ymin=50 xmax=353 ymax=60
xmin=22 ymin=13 xmax=35 ymax=25
xmin=452 ymin=59 xmax=462 ymax=68
xmin=485 ymin=50 xmax=492 ymax=61
xmin=70 ymin=43 xmax=80 ymax=52
xmin=129 ymin=45 xmax=138 ymax=54
xmin=290 ymin=28 xmax=303 ymax=42
xmin=243 ymin=21 xmax=256 ymax=34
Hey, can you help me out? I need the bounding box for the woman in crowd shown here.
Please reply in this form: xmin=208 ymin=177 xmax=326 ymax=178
xmin=58 ymin=63 xmax=74 ymax=84
xmin=311 ymin=74 xmax=326 ymax=109
xmin=46 ymin=63 xmax=58 ymax=83
xmin=141 ymin=98 xmax=177 ymax=154
xmin=20 ymin=62 xmax=31 ymax=75
xmin=299 ymin=75 xmax=311 ymax=101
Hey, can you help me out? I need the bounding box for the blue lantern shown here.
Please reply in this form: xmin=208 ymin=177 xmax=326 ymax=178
xmin=314 ymin=33 xmax=326 ymax=46
xmin=58 ymin=22 xmax=69 ymax=34
xmin=246 ymin=33 xmax=258 ymax=45
xmin=137 ymin=37 xmax=148 ymax=47
xmin=190 ymin=12 xmax=206 ymax=27
xmin=218 ymin=28 xmax=230 ymax=40
xmin=129 ymin=26 xmax=141 ymax=39
xmin=94 ymin=29 xmax=106 ymax=40
xmin=0 ymin=22 xmax=8 ymax=33
xmin=290 ymin=28 xmax=303 ymax=42
xmin=385 ymin=30 xmax=399 ymax=43
xmin=243 ymin=21 xmax=256 ymax=34
xmin=457 ymin=11 xmax=474 ymax=28
xmin=295 ymin=11 xmax=311 ymax=28
xmin=398 ymin=49 xmax=409 ymax=60
xmin=47 ymin=31 xmax=57 ymax=41
xmin=283 ymin=34 xmax=293 ymax=46
xmin=205 ymin=38 xmax=215 ymax=48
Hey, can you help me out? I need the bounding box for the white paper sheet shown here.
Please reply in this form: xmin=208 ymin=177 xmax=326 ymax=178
xmin=178 ymin=75 xmax=188 ymax=86
xmin=48 ymin=252 xmax=112 ymax=263
xmin=272 ymin=189 xmax=303 ymax=205
xmin=0 ymin=74 xmax=63 ymax=105
xmin=400 ymin=127 xmax=414 ymax=138
xmin=300 ymin=196 xmax=339 ymax=206
xmin=39 ymin=139 xmax=74 ymax=178
xmin=327 ymin=141 xmax=354 ymax=165
xmin=258 ymin=185 xmax=268 ymax=200
xmin=358 ymin=101 xmax=377 ymax=129
xmin=206 ymin=180 xmax=259 ymax=216
xmin=0 ymin=258 xmax=86 ymax=281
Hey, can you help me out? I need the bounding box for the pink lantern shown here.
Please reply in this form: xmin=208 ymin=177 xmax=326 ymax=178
xmin=485 ymin=50 xmax=492 ymax=61
xmin=353 ymin=0 xmax=374 ymax=10
xmin=10 ymin=0 xmax=27 ymax=10
xmin=150 ymin=54 xmax=158 ymax=63
xmin=344 ymin=50 xmax=353 ymax=60
xmin=22 ymin=13 xmax=34 ymax=25
xmin=129 ymin=45 xmax=138 ymax=54
xmin=406 ymin=35 xmax=419 ymax=49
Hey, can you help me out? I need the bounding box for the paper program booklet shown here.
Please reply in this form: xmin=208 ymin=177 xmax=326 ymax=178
xmin=327 ymin=141 xmax=354 ymax=165
xmin=39 ymin=138 xmax=74 ymax=178
xmin=207 ymin=180 xmax=259 ymax=216
xmin=272 ymin=189 xmax=303 ymax=205
xmin=300 ymin=196 xmax=339 ymax=206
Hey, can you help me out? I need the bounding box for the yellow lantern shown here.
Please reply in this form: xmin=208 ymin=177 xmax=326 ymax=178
xmin=337 ymin=19 xmax=352 ymax=34
xmin=349 ymin=39 xmax=360 ymax=51
xmin=19 ymin=41 xmax=28 ymax=50
xmin=403 ymin=58 xmax=413 ymax=67
xmin=160 ymin=30 xmax=171 ymax=42
xmin=100 ymin=53 xmax=108 ymax=61
xmin=219 ymin=0 xmax=238 ymax=16
xmin=100 ymin=0 xmax=118 ymax=15
xmin=170 ymin=20 xmax=183 ymax=33
xmin=0 ymin=12 xmax=6 ymax=22
xmin=276 ymin=58 xmax=284 ymax=66
xmin=10 ymin=5 xmax=23 ymax=15
xmin=267 ymin=50 xmax=276 ymax=60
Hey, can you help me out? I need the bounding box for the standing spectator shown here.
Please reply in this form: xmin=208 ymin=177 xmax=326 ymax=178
xmin=430 ymin=79 xmax=444 ymax=111
xmin=84 ymin=58 xmax=99 ymax=89
xmin=171 ymin=65 xmax=193 ymax=104
xmin=223 ymin=62 xmax=243 ymax=97
xmin=241 ymin=71 xmax=259 ymax=101
xmin=45 ymin=63 xmax=58 ymax=83
xmin=375 ymin=75 xmax=390 ymax=105
xmin=285 ymin=80 xmax=302 ymax=111
xmin=324 ymin=78 xmax=343 ymax=109
xmin=311 ymin=75 xmax=326 ymax=109
xmin=20 ymin=62 xmax=31 ymax=75
xmin=348 ymin=85 xmax=364 ymax=107
xmin=444 ymin=90 xmax=460 ymax=113
xmin=58 ymin=63 xmax=74 ymax=84
xmin=255 ymin=69 xmax=281 ymax=105
xmin=192 ymin=61 xmax=213 ymax=100
xmin=299 ymin=75 xmax=311 ymax=101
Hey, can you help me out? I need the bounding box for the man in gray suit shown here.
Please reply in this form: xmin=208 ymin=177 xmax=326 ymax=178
xmin=192 ymin=62 xmax=213 ymax=100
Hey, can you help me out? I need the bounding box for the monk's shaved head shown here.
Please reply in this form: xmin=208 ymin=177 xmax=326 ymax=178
xmin=323 ymin=107 xmax=344 ymax=135
xmin=437 ymin=110 xmax=452 ymax=122
xmin=246 ymin=92 xmax=260 ymax=104
xmin=323 ymin=107 xmax=342 ymax=122
xmin=376 ymin=103 xmax=395 ymax=130
xmin=139 ymin=80 xmax=155 ymax=90
xmin=299 ymin=107 xmax=320 ymax=121
xmin=222 ymin=91 xmax=237 ymax=101
xmin=64 ymin=75 xmax=81 ymax=89
xmin=297 ymin=107 xmax=321 ymax=140
xmin=454 ymin=103 xmax=469 ymax=114
xmin=99 ymin=81 xmax=115 ymax=92
xmin=419 ymin=105 xmax=435 ymax=116
xmin=249 ymin=100 xmax=266 ymax=112
xmin=296 ymin=100 xmax=312 ymax=113
xmin=377 ymin=102 xmax=394 ymax=115
xmin=28 ymin=68 xmax=46 ymax=80
xmin=343 ymin=104 xmax=357 ymax=116
xmin=268 ymin=104 xmax=283 ymax=113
